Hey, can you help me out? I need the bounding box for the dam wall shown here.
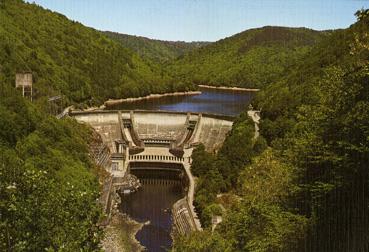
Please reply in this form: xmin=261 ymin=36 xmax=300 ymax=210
xmin=74 ymin=112 xmax=121 ymax=153
xmin=71 ymin=109 xmax=235 ymax=234
xmin=133 ymin=112 xmax=187 ymax=141
xmin=191 ymin=116 xmax=233 ymax=152
xmin=72 ymin=110 xmax=234 ymax=152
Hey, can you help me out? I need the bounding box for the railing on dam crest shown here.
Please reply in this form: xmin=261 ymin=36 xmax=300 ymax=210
xmin=128 ymin=154 xmax=187 ymax=163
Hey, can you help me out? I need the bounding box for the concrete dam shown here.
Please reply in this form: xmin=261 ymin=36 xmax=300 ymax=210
xmin=69 ymin=110 xmax=259 ymax=251
xmin=71 ymin=109 xmax=243 ymax=249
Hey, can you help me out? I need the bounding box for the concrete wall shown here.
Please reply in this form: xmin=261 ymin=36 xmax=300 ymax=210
xmin=73 ymin=112 xmax=121 ymax=153
xmin=72 ymin=110 xmax=234 ymax=152
xmin=172 ymin=198 xmax=198 ymax=235
xmin=73 ymin=112 xmax=119 ymax=124
xmin=133 ymin=112 xmax=188 ymax=141
xmin=191 ymin=116 xmax=233 ymax=152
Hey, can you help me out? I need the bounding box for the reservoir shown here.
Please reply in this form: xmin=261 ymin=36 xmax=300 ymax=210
xmin=107 ymin=86 xmax=254 ymax=116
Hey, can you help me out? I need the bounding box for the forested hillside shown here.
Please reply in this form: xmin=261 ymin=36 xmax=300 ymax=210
xmin=0 ymin=84 xmax=102 ymax=250
xmin=0 ymin=0 xmax=194 ymax=107
xmin=0 ymin=4 xmax=106 ymax=248
xmin=166 ymin=26 xmax=325 ymax=88
xmin=173 ymin=9 xmax=369 ymax=252
xmin=104 ymin=31 xmax=209 ymax=63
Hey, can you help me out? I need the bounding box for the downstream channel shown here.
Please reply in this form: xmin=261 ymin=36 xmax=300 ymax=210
xmin=115 ymin=87 xmax=254 ymax=251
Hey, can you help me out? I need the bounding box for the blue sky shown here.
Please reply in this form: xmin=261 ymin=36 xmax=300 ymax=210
xmin=30 ymin=0 xmax=369 ymax=42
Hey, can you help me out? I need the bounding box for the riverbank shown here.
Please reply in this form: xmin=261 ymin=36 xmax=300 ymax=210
xmin=104 ymin=91 xmax=202 ymax=107
xmin=100 ymin=212 xmax=145 ymax=252
xmin=198 ymin=84 xmax=260 ymax=92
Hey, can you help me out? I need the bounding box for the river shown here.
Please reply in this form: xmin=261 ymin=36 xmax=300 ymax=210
xmin=120 ymin=181 xmax=183 ymax=251
xmin=117 ymin=87 xmax=254 ymax=251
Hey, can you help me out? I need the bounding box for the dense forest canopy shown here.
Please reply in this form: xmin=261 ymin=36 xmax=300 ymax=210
xmin=0 ymin=84 xmax=102 ymax=251
xmin=104 ymin=31 xmax=210 ymax=63
xmin=165 ymin=26 xmax=326 ymax=88
xmin=173 ymin=9 xmax=369 ymax=252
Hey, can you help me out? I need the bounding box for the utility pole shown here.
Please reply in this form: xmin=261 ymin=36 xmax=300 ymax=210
xmin=48 ymin=95 xmax=63 ymax=115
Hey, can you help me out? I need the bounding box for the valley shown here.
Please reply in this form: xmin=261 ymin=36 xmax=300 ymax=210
xmin=0 ymin=1 xmax=368 ymax=252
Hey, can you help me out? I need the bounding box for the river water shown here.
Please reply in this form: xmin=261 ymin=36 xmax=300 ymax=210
xmin=120 ymin=181 xmax=183 ymax=252
xmin=120 ymin=168 xmax=184 ymax=252
xmin=107 ymin=87 xmax=254 ymax=116
xmin=117 ymin=87 xmax=254 ymax=251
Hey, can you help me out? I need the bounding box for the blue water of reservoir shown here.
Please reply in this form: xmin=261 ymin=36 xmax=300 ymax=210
xmin=108 ymin=87 xmax=254 ymax=116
